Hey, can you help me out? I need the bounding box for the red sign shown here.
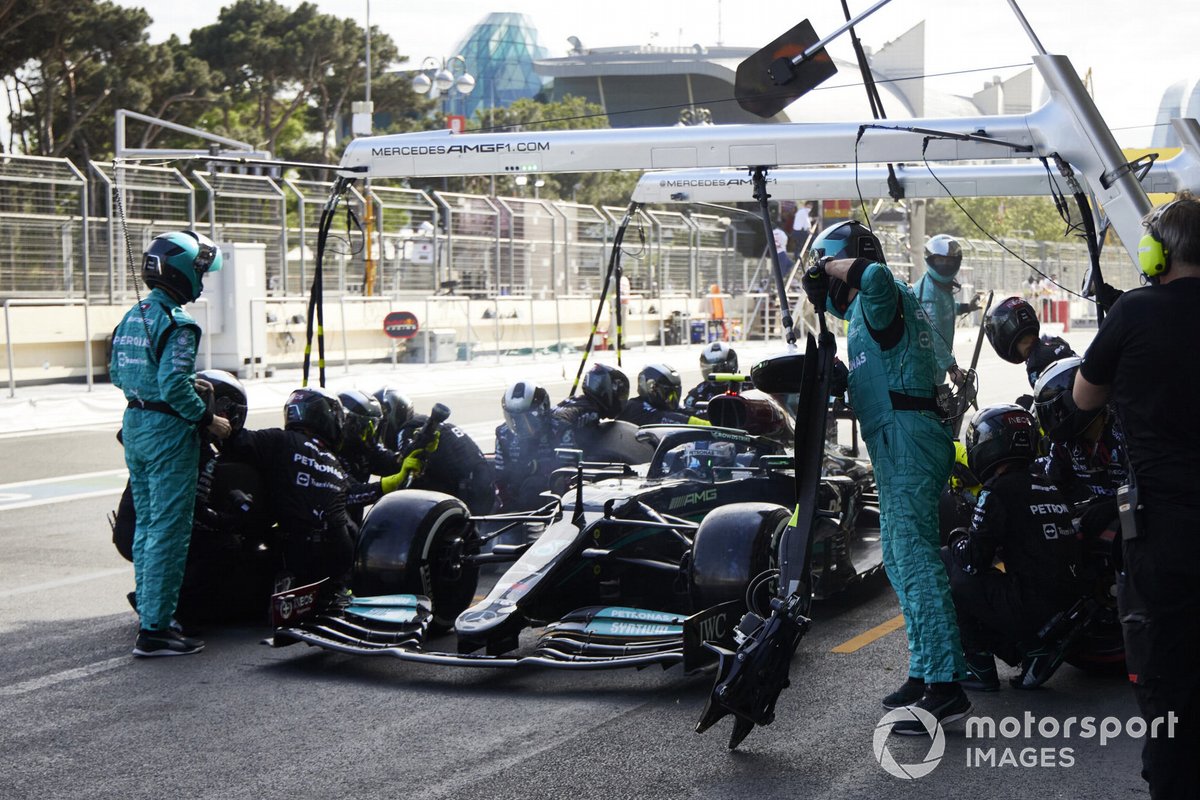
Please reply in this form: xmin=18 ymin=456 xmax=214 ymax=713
xmin=383 ymin=311 xmax=420 ymax=339
xmin=446 ymin=114 xmax=466 ymax=134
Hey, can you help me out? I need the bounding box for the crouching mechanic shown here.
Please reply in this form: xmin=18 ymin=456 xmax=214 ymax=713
xmin=110 ymin=230 xmax=231 ymax=657
xmin=802 ymin=220 xmax=967 ymax=731
xmin=494 ymin=380 xmax=557 ymax=511
xmin=1033 ymin=357 xmax=1128 ymax=506
xmin=946 ymin=404 xmax=1082 ymax=691
xmin=399 ymin=409 xmax=495 ymax=514
xmin=619 ymin=364 xmax=708 ymax=426
xmin=684 ymin=342 xmax=739 ymax=414
xmin=985 ymin=296 xmax=1076 ymax=394
xmin=551 ymin=363 xmax=629 ymax=450
xmin=215 ymin=387 xmax=434 ymax=609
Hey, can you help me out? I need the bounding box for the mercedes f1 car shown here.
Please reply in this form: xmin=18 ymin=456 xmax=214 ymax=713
xmin=269 ymin=412 xmax=882 ymax=670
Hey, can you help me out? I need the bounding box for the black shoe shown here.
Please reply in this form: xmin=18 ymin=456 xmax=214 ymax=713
xmin=881 ymin=677 xmax=926 ymax=710
xmin=961 ymin=652 xmax=1000 ymax=692
xmin=1010 ymin=646 xmax=1064 ymax=690
xmin=132 ymin=628 xmax=205 ymax=658
xmin=891 ymin=684 xmax=972 ymax=736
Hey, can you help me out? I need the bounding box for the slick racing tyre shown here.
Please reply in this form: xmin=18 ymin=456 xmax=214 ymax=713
xmin=688 ymin=503 xmax=791 ymax=611
xmin=353 ymin=490 xmax=478 ymax=632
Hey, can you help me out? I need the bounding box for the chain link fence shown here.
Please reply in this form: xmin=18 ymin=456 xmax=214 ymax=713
xmin=0 ymin=155 xmax=1149 ymax=313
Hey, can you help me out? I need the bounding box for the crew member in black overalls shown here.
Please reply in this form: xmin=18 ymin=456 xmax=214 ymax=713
xmin=1074 ymin=196 xmax=1200 ymax=799
xmin=944 ymin=404 xmax=1082 ymax=691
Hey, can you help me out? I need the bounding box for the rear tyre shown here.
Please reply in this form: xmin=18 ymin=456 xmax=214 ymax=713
xmin=353 ymin=490 xmax=478 ymax=632
xmin=688 ymin=503 xmax=791 ymax=611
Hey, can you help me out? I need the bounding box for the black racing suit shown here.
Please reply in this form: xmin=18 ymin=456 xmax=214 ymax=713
xmin=399 ymin=416 xmax=495 ymax=514
xmin=683 ymin=380 xmax=723 ymax=415
xmin=944 ymin=466 xmax=1082 ymax=665
xmin=1025 ymin=335 xmax=1076 ymax=389
xmin=1039 ymin=423 xmax=1128 ymax=507
xmin=493 ymin=425 xmax=556 ymax=512
xmin=339 ymin=439 xmax=402 ymax=525
xmin=550 ymin=395 xmax=604 ymax=448
xmin=616 ymin=395 xmax=692 ymax=426
xmin=215 ymin=428 xmax=386 ymax=595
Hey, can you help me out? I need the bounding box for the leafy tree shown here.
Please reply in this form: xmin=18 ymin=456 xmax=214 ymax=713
xmin=1 ymin=0 xmax=219 ymax=160
xmin=925 ymin=196 xmax=1073 ymax=242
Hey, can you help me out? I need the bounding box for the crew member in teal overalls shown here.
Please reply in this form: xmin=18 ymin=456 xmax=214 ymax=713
xmin=913 ymin=233 xmax=981 ymax=382
xmin=803 ymin=221 xmax=968 ymax=732
xmin=110 ymin=231 xmax=231 ymax=657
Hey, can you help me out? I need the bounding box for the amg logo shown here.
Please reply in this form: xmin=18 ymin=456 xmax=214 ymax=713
xmin=371 ymin=141 xmax=550 ymax=157
xmin=657 ymin=178 xmax=773 ymax=188
xmin=668 ymin=488 xmax=718 ymax=510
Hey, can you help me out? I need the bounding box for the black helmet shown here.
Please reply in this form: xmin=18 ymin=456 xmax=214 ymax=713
xmin=985 ymin=296 xmax=1040 ymax=364
xmin=284 ymin=386 xmax=345 ymax=449
xmin=924 ymin=234 xmax=963 ymax=281
xmin=502 ymin=380 xmax=552 ymax=438
xmin=338 ymin=389 xmax=383 ymax=449
xmin=196 ymin=369 xmax=248 ymax=435
xmin=581 ymin=363 xmax=630 ymax=418
xmin=808 ymin=220 xmax=885 ymax=315
xmin=809 ymin=219 xmax=885 ymax=264
xmin=371 ymin=386 xmax=413 ymax=448
xmin=142 ymin=230 xmax=221 ymax=303
xmin=1033 ymin=357 xmax=1105 ymax=442
xmin=965 ymin=404 xmax=1038 ymax=482
xmin=699 ymin=341 xmax=738 ymax=380
xmin=637 ymin=363 xmax=683 ymax=410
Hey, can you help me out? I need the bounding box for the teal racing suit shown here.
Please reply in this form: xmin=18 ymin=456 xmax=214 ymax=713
xmin=913 ymin=271 xmax=960 ymax=380
xmin=110 ymin=288 xmax=211 ymax=632
xmin=842 ymin=262 xmax=963 ymax=683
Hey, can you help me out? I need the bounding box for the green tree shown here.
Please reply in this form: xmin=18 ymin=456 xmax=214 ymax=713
xmin=1 ymin=0 xmax=218 ymax=160
xmin=924 ymin=196 xmax=1070 ymax=241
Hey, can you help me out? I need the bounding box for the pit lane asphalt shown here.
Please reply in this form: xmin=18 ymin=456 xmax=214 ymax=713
xmin=0 ymin=331 xmax=1150 ymax=799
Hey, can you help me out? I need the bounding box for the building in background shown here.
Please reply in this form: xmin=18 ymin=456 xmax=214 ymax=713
xmin=1152 ymin=77 xmax=1200 ymax=147
xmin=534 ymin=23 xmax=1040 ymax=128
xmin=451 ymin=12 xmax=550 ymax=121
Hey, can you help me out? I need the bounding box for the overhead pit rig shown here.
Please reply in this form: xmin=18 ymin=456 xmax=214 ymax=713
xmin=323 ymin=5 xmax=1195 ymax=748
xmin=340 ymin=54 xmax=1187 ymax=265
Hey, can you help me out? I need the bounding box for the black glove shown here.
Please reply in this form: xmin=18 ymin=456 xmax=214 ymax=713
xmin=946 ymin=528 xmax=974 ymax=573
xmin=802 ymin=264 xmax=829 ymax=310
xmin=1095 ymin=282 xmax=1123 ymax=311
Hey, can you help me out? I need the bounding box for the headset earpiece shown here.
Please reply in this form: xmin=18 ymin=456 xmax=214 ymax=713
xmin=1139 ymin=201 xmax=1178 ymax=279
xmin=1138 ymin=228 xmax=1168 ymax=278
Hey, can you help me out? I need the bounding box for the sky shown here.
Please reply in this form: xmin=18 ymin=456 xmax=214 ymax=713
xmin=121 ymin=0 xmax=1195 ymax=148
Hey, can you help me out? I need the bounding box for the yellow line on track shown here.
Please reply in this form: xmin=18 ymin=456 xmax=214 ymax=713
xmin=831 ymin=614 xmax=905 ymax=654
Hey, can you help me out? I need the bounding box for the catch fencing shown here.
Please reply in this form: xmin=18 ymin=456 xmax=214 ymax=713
xmin=0 ymin=154 xmax=1144 ymax=315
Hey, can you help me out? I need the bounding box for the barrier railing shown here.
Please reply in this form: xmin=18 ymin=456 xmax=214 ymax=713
xmin=5 ymin=299 xmax=92 ymax=398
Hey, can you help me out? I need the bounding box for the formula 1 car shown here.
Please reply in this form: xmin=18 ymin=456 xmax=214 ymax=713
xmin=269 ymin=416 xmax=882 ymax=668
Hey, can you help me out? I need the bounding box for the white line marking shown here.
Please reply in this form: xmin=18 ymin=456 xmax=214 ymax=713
xmin=0 ymin=656 xmax=127 ymax=697
xmin=0 ymin=468 xmax=127 ymax=490
xmin=0 ymin=568 xmax=130 ymax=599
xmin=0 ymin=488 xmax=126 ymax=512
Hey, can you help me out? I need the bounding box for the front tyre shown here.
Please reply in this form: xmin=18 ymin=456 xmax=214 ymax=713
xmin=688 ymin=503 xmax=791 ymax=611
xmin=353 ymin=490 xmax=478 ymax=632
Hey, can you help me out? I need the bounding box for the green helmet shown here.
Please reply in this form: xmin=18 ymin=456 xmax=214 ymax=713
xmin=142 ymin=230 xmax=222 ymax=303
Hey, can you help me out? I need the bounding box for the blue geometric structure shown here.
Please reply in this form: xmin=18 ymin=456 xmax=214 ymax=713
xmin=451 ymin=12 xmax=550 ymax=121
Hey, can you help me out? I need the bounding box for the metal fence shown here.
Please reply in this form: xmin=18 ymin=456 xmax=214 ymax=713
xmin=0 ymin=154 xmax=1150 ymax=307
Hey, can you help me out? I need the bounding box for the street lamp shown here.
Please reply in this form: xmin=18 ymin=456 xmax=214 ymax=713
xmin=412 ymin=55 xmax=476 ymax=123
